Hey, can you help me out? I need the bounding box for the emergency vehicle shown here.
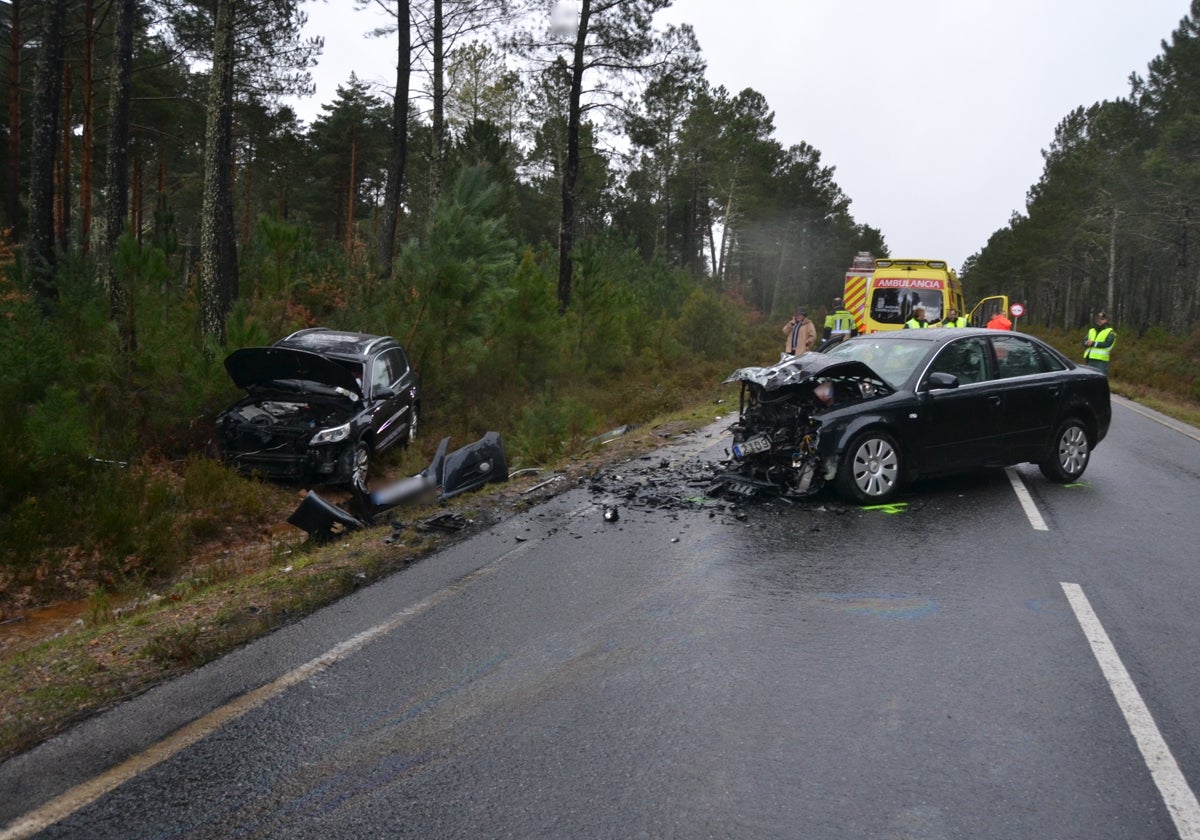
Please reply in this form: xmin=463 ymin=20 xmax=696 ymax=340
xmin=842 ymin=253 xmax=1009 ymax=334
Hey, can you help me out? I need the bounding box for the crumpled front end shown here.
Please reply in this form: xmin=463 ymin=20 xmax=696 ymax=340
xmin=711 ymin=380 xmax=827 ymax=499
xmin=710 ymin=353 xmax=890 ymax=500
xmin=216 ymin=397 xmax=355 ymax=483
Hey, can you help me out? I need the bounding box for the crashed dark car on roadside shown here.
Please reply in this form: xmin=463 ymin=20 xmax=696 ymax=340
xmin=215 ymin=328 xmax=420 ymax=490
xmin=712 ymin=328 xmax=1111 ymax=504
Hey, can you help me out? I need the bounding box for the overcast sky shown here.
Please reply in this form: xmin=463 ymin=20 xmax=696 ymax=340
xmin=292 ymin=0 xmax=1191 ymax=273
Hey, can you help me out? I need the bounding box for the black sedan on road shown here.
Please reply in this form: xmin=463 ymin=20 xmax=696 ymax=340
xmin=716 ymin=328 xmax=1112 ymax=504
xmin=216 ymin=328 xmax=420 ymax=490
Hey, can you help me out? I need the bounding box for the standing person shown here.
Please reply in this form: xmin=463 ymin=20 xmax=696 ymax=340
xmin=782 ymin=306 xmax=817 ymax=356
xmin=904 ymin=306 xmax=930 ymax=329
xmin=1083 ymin=311 xmax=1116 ymax=375
xmin=941 ymin=307 xmax=968 ymax=328
xmin=987 ymin=307 xmax=1013 ymax=330
xmin=822 ymin=297 xmax=858 ymax=345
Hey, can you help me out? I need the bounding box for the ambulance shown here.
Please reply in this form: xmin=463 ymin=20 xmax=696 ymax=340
xmin=842 ymin=253 xmax=1009 ymax=333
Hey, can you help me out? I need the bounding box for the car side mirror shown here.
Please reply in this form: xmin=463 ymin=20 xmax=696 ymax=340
xmin=372 ymin=385 xmax=397 ymax=400
xmin=926 ymin=371 xmax=959 ymax=390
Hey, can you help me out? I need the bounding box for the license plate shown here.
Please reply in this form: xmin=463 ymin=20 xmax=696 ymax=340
xmin=732 ymin=435 xmax=771 ymax=458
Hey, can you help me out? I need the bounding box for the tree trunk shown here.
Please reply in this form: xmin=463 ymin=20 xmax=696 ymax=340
xmin=430 ymin=0 xmax=443 ymax=201
xmin=377 ymin=0 xmax=410 ymax=277
xmin=5 ymin=0 xmax=21 ymax=236
xmin=80 ymin=0 xmax=95 ymax=254
xmin=557 ymin=0 xmax=591 ymax=313
xmin=1106 ymin=206 xmax=1117 ymax=317
xmin=200 ymin=0 xmax=239 ymax=347
xmin=132 ymin=145 xmax=144 ymax=242
xmin=27 ymin=0 xmax=69 ymax=306
xmin=346 ymin=125 xmax=357 ymax=259
xmin=101 ymin=0 xmax=135 ymax=341
xmin=56 ymin=62 xmax=71 ymax=253
xmin=241 ymin=156 xmax=252 ymax=244
xmin=1171 ymin=203 xmax=1189 ymax=335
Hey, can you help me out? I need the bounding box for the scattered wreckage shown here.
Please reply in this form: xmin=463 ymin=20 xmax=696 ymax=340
xmin=288 ymin=432 xmax=508 ymax=538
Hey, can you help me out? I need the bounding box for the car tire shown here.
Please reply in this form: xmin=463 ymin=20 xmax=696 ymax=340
xmin=405 ymin=403 xmax=419 ymax=448
xmin=349 ymin=439 xmax=372 ymax=492
xmin=1039 ymin=417 xmax=1090 ymax=483
xmin=836 ymin=430 xmax=903 ymax=504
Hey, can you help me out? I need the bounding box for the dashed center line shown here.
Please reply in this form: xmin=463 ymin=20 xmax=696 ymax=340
xmin=1006 ymin=467 xmax=1049 ymax=531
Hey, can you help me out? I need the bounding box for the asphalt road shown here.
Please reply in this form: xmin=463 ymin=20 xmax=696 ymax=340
xmin=2 ymin=395 xmax=1199 ymax=839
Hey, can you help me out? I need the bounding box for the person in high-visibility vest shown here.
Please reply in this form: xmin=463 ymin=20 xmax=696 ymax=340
xmin=904 ymin=307 xmax=930 ymax=329
xmin=940 ymin=308 xmax=968 ymax=328
xmin=822 ymin=297 xmax=858 ymax=343
xmin=1083 ymin=311 xmax=1116 ymax=375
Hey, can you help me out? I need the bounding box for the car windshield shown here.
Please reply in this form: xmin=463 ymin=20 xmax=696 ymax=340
xmin=824 ymin=338 xmax=930 ymax=389
xmin=869 ymin=288 xmax=944 ymax=325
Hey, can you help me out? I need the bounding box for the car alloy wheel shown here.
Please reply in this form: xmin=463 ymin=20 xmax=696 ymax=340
xmin=351 ymin=440 xmax=372 ymax=492
xmin=838 ymin=430 xmax=902 ymax=504
xmin=1039 ymin=418 xmax=1090 ymax=482
xmin=406 ymin=403 xmax=419 ymax=447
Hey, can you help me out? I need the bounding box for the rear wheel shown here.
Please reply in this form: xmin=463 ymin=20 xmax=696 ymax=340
xmin=1039 ymin=418 xmax=1090 ymax=482
xmin=836 ymin=430 xmax=903 ymax=504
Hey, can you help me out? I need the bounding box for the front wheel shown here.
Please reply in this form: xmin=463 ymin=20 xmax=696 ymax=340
xmin=836 ymin=430 xmax=903 ymax=504
xmin=1039 ymin=418 xmax=1090 ymax=482
xmin=349 ymin=440 xmax=372 ymax=492
xmin=405 ymin=403 xmax=419 ymax=447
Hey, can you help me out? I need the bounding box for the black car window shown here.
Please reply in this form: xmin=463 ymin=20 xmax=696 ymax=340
xmin=992 ymin=335 xmax=1051 ymax=379
xmin=1031 ymin=341 xmax=1067 ymax=372
xmin=370 ymin=351 xmax=396 ymax=394
xmin=370 ymin=348 xmax=408 ymax=394
xmin=927 ymin=337 xmax=991 ymax=385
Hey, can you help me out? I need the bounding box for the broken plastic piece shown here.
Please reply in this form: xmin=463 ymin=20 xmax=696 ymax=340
xmin=287 ymin=491 xmax=365 ymax=537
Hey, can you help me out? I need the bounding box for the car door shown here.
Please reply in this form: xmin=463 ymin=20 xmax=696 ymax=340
xmin=914 ymin=336 xmax=1001 ymax=473
xmin=986 ymin=335 xmax=1066 ymax=462
xmin=367 ymin=348 xmax=412 ymax=451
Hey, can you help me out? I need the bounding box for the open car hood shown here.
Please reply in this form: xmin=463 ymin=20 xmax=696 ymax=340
xmin=224 ymin=347 xmax=363 ymax=397
xmin=724 ymin=353 xmax=884 ymax=392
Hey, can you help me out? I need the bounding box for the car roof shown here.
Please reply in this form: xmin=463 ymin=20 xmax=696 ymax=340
xmin=847 ymin=327 xmax=1029 ymax=345
xmin=275 ymin=328 xmax=398 ymax=360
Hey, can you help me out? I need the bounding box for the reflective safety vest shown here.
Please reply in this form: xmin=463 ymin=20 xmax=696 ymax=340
xmin=1085 ymin=326 xmax=1116 ymax=362
xmin=943 ymin=316 xmax=968 ymax=328
xmin=904 ymin=318 xmax=928 ymax=329
xmin=825 ymin=309 xmax=856 ymax=337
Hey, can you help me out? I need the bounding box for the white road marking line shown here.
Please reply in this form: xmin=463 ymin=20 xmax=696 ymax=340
xmin=1005 ymin=468 xmax=1049 ymax=531
xmin=0 ymin=544 xmax=535 ymax=840
xmin=1061 ymin=582 xmax=1200 ymax=840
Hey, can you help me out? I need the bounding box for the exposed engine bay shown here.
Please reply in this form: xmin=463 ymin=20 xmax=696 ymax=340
xmin=709 ymin=354 xmax=892 ymax=500
xmin=218 ymin=396 xmax=354 ymax=452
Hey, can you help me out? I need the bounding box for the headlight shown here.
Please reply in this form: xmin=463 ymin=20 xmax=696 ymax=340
xmin=310 ymin=422 xmax=351 ymax=445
